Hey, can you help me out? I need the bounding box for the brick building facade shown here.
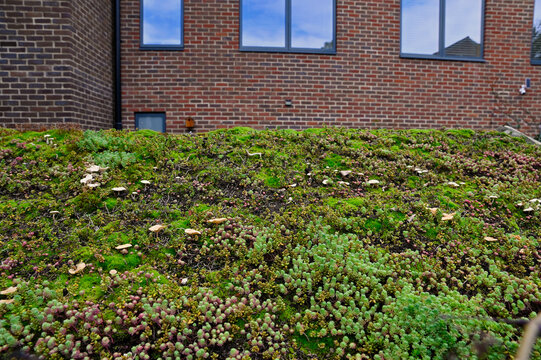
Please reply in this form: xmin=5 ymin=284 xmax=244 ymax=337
xmin=0 ymin=0 xmax=114 ymax=130
xmin=1 ymin=1 xmax=541 ymax=136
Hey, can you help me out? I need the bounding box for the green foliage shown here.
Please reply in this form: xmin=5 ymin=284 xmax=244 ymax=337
xmin=0 ymin=127 xmax=540 ymax=359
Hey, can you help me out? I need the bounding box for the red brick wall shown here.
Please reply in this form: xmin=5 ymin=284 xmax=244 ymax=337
xmin=69 ymin=0 xmax=114 ymax=129
xmin=0 ymin=0 xmax=113 ymax=130
xmin=120 ymin=0 xmax=541 ymax=137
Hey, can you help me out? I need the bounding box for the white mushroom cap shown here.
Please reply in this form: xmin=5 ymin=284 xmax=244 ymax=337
xmin=0 ymin=286 xmax=17 ymax=295
xmin=115 ymin=244 xmax=132 ymax=250
xmin=441 ymin=213 xmax=456 ymax=221
xmin=367 ymin=179 xmax=380 ymax=185
xmin=207 ymin=218 xmax=228 ymax=224
xmin=87 ymin=165 xmax=101 ymax=173
xmin=112 ymin=187 xmax=127 ymax=192
xmin=141 ymin=180 xmax=151 ymax=185
xmin=80 ymin=174 xmax=93 ymax=184
xmin=149 ymin=224 xmax=167 ymax=233
xmin=185 ymin=229 xmax=202 ymax=235
xmin=68 ymin=263 xmax=86 ymax=275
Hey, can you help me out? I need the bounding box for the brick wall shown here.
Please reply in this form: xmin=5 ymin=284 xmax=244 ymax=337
xmin=69 ymin=0 xmax=114 ymax=129
xmin=0 ymin=0 xmax=113 ymax=130
xmin=120 ymin=0 xmax=541 ymax=137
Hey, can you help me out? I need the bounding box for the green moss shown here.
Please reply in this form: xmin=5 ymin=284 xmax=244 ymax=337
xmin=446 ymin=129 xmax=474 ymax=138
xmin=364 ymin=219 xmax=382 ymax=232
xmin=303 ymin=128 xmax=326 ymax=135
xmin=324 ymin=154 xmax=346 ymax=169
xmin=257 ymin=168 xmax=282 ymax=188
xmin=172 ymin=218 xmax=190 ymax=229
xmin=78 ymin=274 xmax=103 ymax=300
xmin=100 ymin=254 xmax=141 ymax=272
xmin=72 ymin=246 xmax=96 ymax=263
xmin=104 ymin=198 xmax=118 ymax=210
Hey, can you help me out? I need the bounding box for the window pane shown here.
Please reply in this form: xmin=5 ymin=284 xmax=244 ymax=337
xmin=242 ymin=0 xmax=286 ymax=47
xmin=401 ymin=0 xmax=440 ymax=55
xmin=142 ymin=0 xmax=182 ymax=46
xmin=533 ymin=0 xmax=541 ymax=60
xmin=444 ymin=0 xmax=482 ymax=57
xmin=291 ymin=0 xmax=334 ymax=49
xmin=137 ymin=114 xmax=165 ymax=133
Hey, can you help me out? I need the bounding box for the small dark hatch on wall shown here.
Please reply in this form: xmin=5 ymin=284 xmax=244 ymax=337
xmin=135 ymin=113 xmax=166 ymax=132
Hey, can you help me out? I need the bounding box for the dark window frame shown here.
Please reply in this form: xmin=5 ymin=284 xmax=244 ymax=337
xmin=239 ymin=0 xmax=337 ymax=54
xmin=140 ymin=0 xmax=184 ymax=50
xmin=400 ymin=0 xmax=486 ymax=62
xmin=135 ymin=112 xmax=167 ymax=133
xmin=532 ymin=0 xmax=541 ymax=65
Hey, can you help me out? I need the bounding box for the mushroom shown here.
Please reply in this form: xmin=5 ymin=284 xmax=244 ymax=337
xmin=50 ymin=210 xmax=60 ymax=215
xmin=0 ymin=299 xmax=14 ymax=305
xmin=80 ymin=174 xmax=93 ymax=184
xmin=427 ymin=208 xmax=439 ymax=216
xmin=112 ymin=187 xmax=127 ymax=192
xmin=115 ymin=244 xmax=132 ymax=250
xmin=87 ymin=183 xmax=101 ymax=188
xmin=207 ymin=218 xmax=228 ymax=224
xmin=141 ymin=180 xmax=151 ymax=185
xmin=68 ymin=263 xmax=86 ymax=275
xmin=289 ymin=183 xmax=297 ymax=188
xmin=322 ymin=179 xmax=331 ymax=185
xmin=149 ymin=224 xmax=167 ymax=233
xmin=0 ymin=286 xmax=17 ymax=295
xmin=86 ymin=165 xmax=101 ymax=173
xmin=441 ymin=213 xmax=456 ymax=221
xmin=524 ymin=207 xmax=535 ymax=213
xmin=484 ymin=237 xmax=498 ymax=242
xmin=338 ymin=181 xmax=350 ymax=186
xmin=367 ymin=179 xmax=380 ymax=185
xmin=340 ymin=170 xmax=352 ymax=177
xmin=185 ymin=229 xmax=202 ymax=236
xmin=446 ymin=182 xmax=460 ymax=188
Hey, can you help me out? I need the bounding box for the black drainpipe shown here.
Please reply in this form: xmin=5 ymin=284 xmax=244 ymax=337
xmin=114 ymin=0 xmax=122 ymax=130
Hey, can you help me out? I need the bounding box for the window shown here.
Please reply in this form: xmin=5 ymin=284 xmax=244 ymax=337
xmin=401 ymin=0 xmax=484 ymax=61
xmin=533 ymin=0 xmax=541 ymax=64
xmin=135 ymin=113 xmax=166 ymax=132
xmin=240 ymin=0 xmax=336 ymax=54
xmin=140 ymin=0 xmax=183 ymax=49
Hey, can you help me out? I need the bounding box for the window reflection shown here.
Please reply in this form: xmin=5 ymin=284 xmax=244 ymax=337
xmin=401 ymin=0 xmax=484 ymax=59
xmin=291 ymin=0 xmax=333 ymax=49
xmin=136 ymin=113 xmax=166 ymax=133
xmin=401 ymin=0 xmax=439 ymax=55
xmin=142 ymin=0 xmax=182 ymax=46
xmin=444 ymin=0 xmax=482 ymax=57
xmin=241 ymin=0 xmax=286 ymax=47
xmin=533 ymin=0 xmax=541 ymax=60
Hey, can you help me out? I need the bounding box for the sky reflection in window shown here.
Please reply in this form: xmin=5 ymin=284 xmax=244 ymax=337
xmin=142 ymin=0 xmax=182 ymax=46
